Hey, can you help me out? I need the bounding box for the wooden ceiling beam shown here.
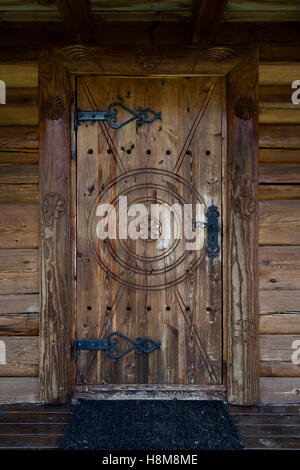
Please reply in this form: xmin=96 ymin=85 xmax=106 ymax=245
xmin=0 ymin=21 xmax=300 ymax=48
xmin=192 ymin=0 xmax=229 ymax=44
xmin=55 ymin=0 xmax=95 ymax=43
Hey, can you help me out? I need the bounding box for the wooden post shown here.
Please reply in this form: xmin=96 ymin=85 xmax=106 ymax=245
xmin=192 ymin=0 xmax=229 ymax=44
xmin=39 ymin=48 xmax=72 ymax=403
xmin=226 ymin=48 xmax=260 ymax=405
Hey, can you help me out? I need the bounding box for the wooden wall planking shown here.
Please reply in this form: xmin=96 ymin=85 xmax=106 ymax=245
xmin=259 ymin=185 xmax=300 ymax=200
xmin=0 ymin=378 xmax=40 ymax=404
xmin=0 ymin=314 xmax=39 ymax=336
xmin=260 ymin=148 xmax=300 ymax=163
xmin=0 ymin=60 xmax=39 ymax=402
xmin=0 ymin=205 xmax=39 ymax=249
xmin=260 ymin=378 xmax=300 ymax=404
xmin=258 ymin=60 xmax=300 ymax=403
xmin=0 ymin=294 xmax=39 ymax=314
xmin=259 ymin=163 xmax=300 ymax=183
xmin=260 ymin=125 xmax=300 ymax=148
xmin=0 ymin=249 xmax=38 ymax=295
xmin=0 ymin=336 xmax=39 ymax=377
xmin=259 ymin=200 xmax=300 ymax=245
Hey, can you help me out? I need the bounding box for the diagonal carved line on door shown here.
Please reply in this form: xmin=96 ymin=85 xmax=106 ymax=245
xmin=99 ymin=286 xmax=126 ymax=339
xmin=80 ymin=79 xmax=126 ymax=173
xmin=173 ymin=79 xmax=217 ymax=174
xmin=173 ymin=287 xmax=218 ymax=383
xmin=84 ymin=286 xmax=125 ymax=377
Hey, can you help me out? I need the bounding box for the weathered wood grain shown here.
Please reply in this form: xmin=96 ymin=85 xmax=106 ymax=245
xmin=0 ymin=165 xmax=38 ymax=184
xmin=225 ymin=11 xmax=300 ymax=22
xmin=0 ymin=64 xmax=37 ymax=88
xmin=91 ymin=1 xmax=193 ymax=11
xmin=0 ymin=410 xmax=70 ymax=423
xmin=259 ymin=85 xmax=294 ymax=105
xmin=259 ymin=290 xmax=300 ymax=334
xmin=260 ymin=63 xmax=300 ymax=85
xmin=227 ymin=1 xmax=300 ymax=12
xmin=260 ymin=45 xmax=300 ymax=63
xmin=260 ymin=362 xmax=300 ymax=377
xmin=226 ymin=48 xmax=260 ymax=405
xmin=94 ymin=10 xmax=191 ymax=22
xmin=0 ymin=294 xmax=39 ymax=314
xmin=0 ymin=249 xmax=38 ymax=295
xmin=242 ymin=436 xmax=300 ymax=449
xmin=0 ymin=164 xmax=38 ymax=202
xmin=0 ymin=127 xmax=39 ymax=150
xmin=0 ymin=404 xmax=70 ymax=413
xmin=39 ymin=48 xmax=72 ymax=404
xmin=260 ymin=334 xmax=300 ymax=362
xmin=72 ymin=384 xmax=226 ymax=401
xmin=0 ymin=434 xmax=62 ymax=449
xmin=0 ymin=10 xmax=191 ymax=22
xmin=259 ymin=108 xmax=300 ymax=125
xmin=259 ymin=246 xmax=300 ymax=290
xmin=260 ymin=289 xmax=300 ymax=315
xmin=0 ymin=336 xmax=38 ymax=376
xmin=228 ymin=404 xmax=300 ymax=415
xmin=259 ymin=200 xmax=300 ymax=245
xmin=259 ymin=164 xmax=300 ymax=183
xmin=260 ymin=315 xmax=300 ymax=334
xmin=238 ymin=424 xmax=300 ymax=437
xmin=192 ymin=0 xmax=228 ymax=44
xmin=0 ymin=185 xmax=38 ymax=204
xmin=0 ymin=314 xmax=39 ymax=336
xmin=0 ymin=150 xmax=38 ymax=165
xmin=259 ymin=185 xmax=300 ymax=200
xmin=260 ymin=377 xmax=300 ymax=403
xmin=55 ymin=0 xmax=95 ymax=43
xmin=0 ymin=378 xmax=40 ymax=403
xmin=5 ymin=87 xmax=38 ymax=106
xmin=259 ymin=149 xmax=300 ymax=164
xmin=0 ymin=106 xmax=38 ymax=127
xmin=232 ymin=414 xmax=300 ymax=425
xmin=0 ymin=1 xmax=57 ymax=11
xmin=216 ymin=23 xmax=300 ymax=45
xmin=260 ymin=125 xmax=300 ymax=148
xmin=0 ymin=422 xmax=66 ymax=434
xmin=0 ymin=204 xmax=39 ymax=249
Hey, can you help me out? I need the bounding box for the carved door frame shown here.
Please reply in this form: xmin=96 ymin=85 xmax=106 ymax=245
xmin=39 ymin=45 xmax=259 ymax=405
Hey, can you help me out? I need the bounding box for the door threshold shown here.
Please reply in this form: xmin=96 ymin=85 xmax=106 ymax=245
xmin=72 ymin=384 xmax=226 ymax=401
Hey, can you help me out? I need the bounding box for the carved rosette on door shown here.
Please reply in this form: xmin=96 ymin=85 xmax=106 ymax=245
xmin=75 ymin=76 xmax=224 ymax=387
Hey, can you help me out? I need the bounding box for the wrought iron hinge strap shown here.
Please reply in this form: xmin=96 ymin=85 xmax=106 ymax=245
xmin=74 ymin=332 xmax=161 ymax=361
xmin=194 ymin=204 xmax=220 ymax=258
xmin=75 ymin=102 xmax=161 ymax=130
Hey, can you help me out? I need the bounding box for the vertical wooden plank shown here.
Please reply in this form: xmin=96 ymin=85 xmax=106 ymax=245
xmin=39 ymin=48 xmax=71 ymax=403
xmin=226 ymin=48 xmax=260 ymax=405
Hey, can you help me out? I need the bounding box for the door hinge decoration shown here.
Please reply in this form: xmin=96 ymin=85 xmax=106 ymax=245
xmin=194 ymin=204 xmax=220 ymax=258
xmin=75 ymin=102 xmax=161 ymax=130
xmin=73 ymin=332 xmax=161 ymax=360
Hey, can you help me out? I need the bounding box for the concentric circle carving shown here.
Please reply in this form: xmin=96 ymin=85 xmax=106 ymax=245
xmin=88 ymin=169 xmax=207 ymax=291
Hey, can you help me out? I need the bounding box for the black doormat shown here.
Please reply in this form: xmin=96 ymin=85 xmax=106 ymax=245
xmin=59 ymin=400 xmax=244 ymax=450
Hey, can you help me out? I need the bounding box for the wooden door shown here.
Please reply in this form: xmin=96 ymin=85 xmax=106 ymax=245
xmin=75 ymin=76 xmax=225 ymax=388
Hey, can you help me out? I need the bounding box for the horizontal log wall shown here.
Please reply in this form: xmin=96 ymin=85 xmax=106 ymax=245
xmin=259 ymin=57 xmax=300 ymax=403
xmin=0 ymin=62 xmax=40 ymax=403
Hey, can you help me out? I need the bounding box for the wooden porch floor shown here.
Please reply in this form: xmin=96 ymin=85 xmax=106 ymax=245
xmin=0 ymin=404 xmax=299 ymax=450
